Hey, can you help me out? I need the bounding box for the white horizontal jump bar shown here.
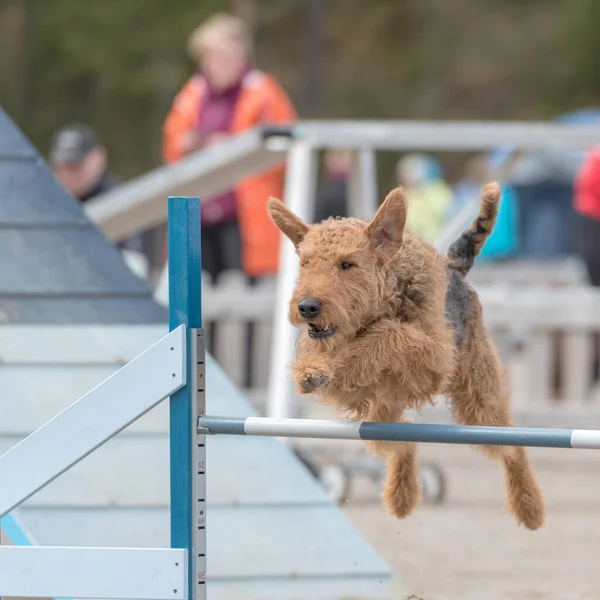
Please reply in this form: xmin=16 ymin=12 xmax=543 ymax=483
xmin=245 ymin=416 xmax=362 ymax=439
xmin=570 ymin=429 xmax=600 ymax=449
xmin=0 ymin=546 xmax=187 ymax=600
xmin=0 ymin=325 xmax=186 ymax=518
xmin=199 ymin=416 xmax=600 ymax=449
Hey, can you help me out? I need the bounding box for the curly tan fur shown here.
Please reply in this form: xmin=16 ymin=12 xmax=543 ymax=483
xmin=267 ymin=182 xmax=545 ymax=530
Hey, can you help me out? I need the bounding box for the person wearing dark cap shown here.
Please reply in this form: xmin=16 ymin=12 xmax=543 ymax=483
xmin=50 ymin=123 xmax=148 ymax=277
xmin=50 ymin=123 xmax=146 ymax=265
xmin=50 ymin=123 xmax=119 ymax=203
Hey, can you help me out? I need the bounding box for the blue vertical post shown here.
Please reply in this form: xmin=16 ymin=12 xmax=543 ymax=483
xmin=168 ymin=196 xmax=202 ymax=599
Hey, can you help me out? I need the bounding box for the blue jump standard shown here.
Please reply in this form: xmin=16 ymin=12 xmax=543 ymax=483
xmin=168 ymin=196 xmax=202 ymax=600
xmin=198 ymin=416 xmax=600 ymax=449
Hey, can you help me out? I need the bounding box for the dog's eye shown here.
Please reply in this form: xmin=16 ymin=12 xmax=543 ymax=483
xmin=339 ymin=262 xmax=354 ymax=271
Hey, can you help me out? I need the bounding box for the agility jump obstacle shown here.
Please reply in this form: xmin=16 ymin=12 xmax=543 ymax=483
xmin=2 ymin=195 xmax=600 ymax=600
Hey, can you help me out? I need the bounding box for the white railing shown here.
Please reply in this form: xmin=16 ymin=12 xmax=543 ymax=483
xmin=86 ymin=121 xmax=600 ymax=245
xmin=88 ymin=119 xmax=600 ymax=420
xmin=85 ymin=128 xmax=289 ymax=244
xmin=268 ymin=121 xmax=600 ymax=419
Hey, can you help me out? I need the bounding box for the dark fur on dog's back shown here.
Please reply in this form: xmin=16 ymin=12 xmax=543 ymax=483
xmin=444 ymin=267 xmax=470 ymax=347
xmin=446 ymin=182 xmax=500 ymax=277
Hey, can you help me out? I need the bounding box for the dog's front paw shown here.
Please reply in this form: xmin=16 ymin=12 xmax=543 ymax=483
xmin=298 ymin=369 xmax=330 ymax=394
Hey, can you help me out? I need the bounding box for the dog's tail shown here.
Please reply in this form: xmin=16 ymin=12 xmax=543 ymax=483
xmin=446 ymin=182 xmax=501 ymax=277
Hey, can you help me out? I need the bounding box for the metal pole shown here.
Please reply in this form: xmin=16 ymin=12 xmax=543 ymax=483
xmin=168 ymin=196 xmax=205 ymax=600
xmin=198 ymin=416 xmax=600 ymax=449
xmin=191 ymin=329 xmax=206 ymax=596
xmin=266 ymin=141 xmax=318 ymax=421
xmin=348 ymin=148 xmax=378 ymax=219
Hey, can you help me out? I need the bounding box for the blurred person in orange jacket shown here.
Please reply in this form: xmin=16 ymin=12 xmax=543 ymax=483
xmin=162 ymin=13 xmax=297 ymax=282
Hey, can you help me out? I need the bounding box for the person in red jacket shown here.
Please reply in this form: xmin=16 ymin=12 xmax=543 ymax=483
xmin=162 ymin=12 xmax=297 ymax=283
xmin=574 ymin=147 xmax=600 ymax=286
xmin=574 ymin=147 xmax=600 ymax=384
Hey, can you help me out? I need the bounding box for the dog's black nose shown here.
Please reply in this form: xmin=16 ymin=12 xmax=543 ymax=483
xmin=298 ymin=298 xmax=321 ymax=319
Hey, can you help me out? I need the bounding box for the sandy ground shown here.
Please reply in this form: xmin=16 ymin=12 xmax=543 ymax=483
xmin=334 ymin=442 xmax=600 ymax=600
xmin=247 ymin=388 xmax=600 ymax=600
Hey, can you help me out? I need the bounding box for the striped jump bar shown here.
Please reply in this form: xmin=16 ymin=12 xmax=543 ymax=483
xmin=198 ymin=416 xmax=600 ymax=449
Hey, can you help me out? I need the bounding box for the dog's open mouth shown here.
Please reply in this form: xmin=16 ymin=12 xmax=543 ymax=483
xmin=307 ymin=324 xmax=336 ymax=339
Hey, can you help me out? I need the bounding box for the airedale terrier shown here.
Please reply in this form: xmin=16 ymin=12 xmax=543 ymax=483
xmin=267 ymin=182 xmax=545 ymax=530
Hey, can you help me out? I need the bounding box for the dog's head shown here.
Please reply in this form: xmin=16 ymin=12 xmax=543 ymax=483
xmin=267 ymin=187 xmax=407 ymax=347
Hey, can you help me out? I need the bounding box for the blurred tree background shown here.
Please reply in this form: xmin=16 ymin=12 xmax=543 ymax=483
xmin=1 ymin=0 xmax=599 ymax=183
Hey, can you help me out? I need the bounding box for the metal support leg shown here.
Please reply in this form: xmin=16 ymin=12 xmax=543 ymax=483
xmin=191 ymin=329 xmax=207 ymax=598
xmin=267 ymin=141 xmax=318 ymax=421
xmin=348 ymin=148 xmax=378 ymax=219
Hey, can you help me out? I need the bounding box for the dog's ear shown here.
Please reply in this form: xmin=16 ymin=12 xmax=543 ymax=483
xmin=267 ymin=197 xmax=309 ymax=248
xmin=365 ymin=187 xmax=407 ymax=254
